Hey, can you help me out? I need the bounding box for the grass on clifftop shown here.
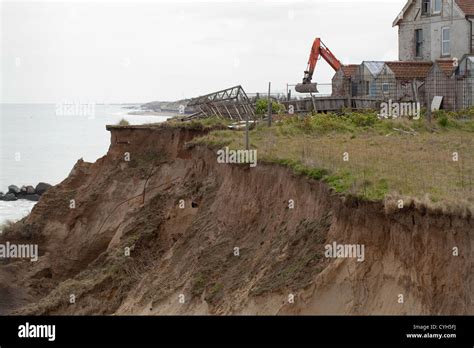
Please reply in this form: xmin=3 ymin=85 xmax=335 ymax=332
xmin=192 ymin=110 xmax=474 ymax=208
xmin=143 ymin=116 xmax=231 ymax=130
xmin=116 ymin=118 xmax=130 ymax=126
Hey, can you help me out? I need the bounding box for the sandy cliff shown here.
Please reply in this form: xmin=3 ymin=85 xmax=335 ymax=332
xmin=0 ymin=125 xmax=472 ymax=315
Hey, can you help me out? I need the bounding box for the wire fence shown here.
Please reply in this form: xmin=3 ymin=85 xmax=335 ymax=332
xmin=247 ymin=83 xmax=333 ymax=102
xmin=335 ymin=71 xmax=474 ymax=112
xmin=244 ymin=69 xmax=474 ymax=114
xmin=425 ymin=74 xmax=474 ymax=111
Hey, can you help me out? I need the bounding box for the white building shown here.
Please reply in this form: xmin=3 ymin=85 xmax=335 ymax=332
xmin=394 ymin=0 xmax=474 ymax=62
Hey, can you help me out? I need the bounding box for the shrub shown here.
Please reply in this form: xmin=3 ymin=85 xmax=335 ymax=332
xmin=307 ymin=114 xmax=354 ymax=133
xmin=324 ymin=171 xmax=355 ymax=193
xmin=438 ymin=116 xmax=449 ymax=127
xmin=349 ymin=112 xmax=378 ymax=127
xmin=117 ymin=118 xmax=130 ymax=126
xmin=255 ymin=99 xmax=284 ymax=116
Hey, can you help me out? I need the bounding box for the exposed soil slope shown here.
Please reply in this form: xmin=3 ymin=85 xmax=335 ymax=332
xmin=0 ymin=126 xmax=472 ymax=315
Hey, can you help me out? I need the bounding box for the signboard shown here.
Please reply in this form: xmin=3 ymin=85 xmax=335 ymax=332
xmin=431 ymin=96 xmax=443 ymax=111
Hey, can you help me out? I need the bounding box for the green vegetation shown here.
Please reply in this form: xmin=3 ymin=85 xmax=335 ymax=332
xmin=255 ymin=99 xmax=284 ymax=116
xmin=128 ymin=150 xmax=167 ymax=169
xmin=0 ymin=220 xmax=15 ymax=233
xmin=433 ymin=107 xmax=474 ymax=120
xmin=192 ymin=110 xmax=474 ymax=206
xmin=204 ymin=282 xmax=224 ymax=304
xmin=156 ymin=115 xmax=231 ymax=130
xmin=117 ymin=118 xmax=130 ymax=126
xmin=251 ymin=214 xmax=330 ymax=296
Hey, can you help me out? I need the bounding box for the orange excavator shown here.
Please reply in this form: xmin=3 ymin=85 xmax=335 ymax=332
xmin=295 ymin=38 xmax=342 ymax=93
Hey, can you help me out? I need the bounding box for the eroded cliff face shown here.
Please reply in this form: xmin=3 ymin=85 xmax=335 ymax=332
xmin=0 ymin=126 xmax=472 ymax=315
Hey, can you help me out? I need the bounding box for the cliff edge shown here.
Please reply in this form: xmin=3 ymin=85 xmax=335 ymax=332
xmin=0 ymin=125 xmax=472 ymax=315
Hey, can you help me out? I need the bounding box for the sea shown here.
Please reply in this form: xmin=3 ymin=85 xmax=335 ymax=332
xmin=0 ymin=103 xmax=171 ymax=225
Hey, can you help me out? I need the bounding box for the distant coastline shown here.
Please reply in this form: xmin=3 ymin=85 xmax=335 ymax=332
xmin=0 ymin=103 xmax=171 ymax=225
xmin=127 ymin=110 xmax=183 ymax=117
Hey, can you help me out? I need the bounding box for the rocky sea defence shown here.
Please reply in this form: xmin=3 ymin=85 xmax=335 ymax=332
xmin=0 ymin=183 xmax=52 ymax=202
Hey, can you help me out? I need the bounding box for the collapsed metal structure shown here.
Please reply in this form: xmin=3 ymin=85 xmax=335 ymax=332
xmin=187 ymin=85 xmax=255 ymax=121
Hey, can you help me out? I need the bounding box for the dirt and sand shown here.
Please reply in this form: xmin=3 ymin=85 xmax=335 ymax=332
xmin=0 ymin=125 xmax=472 ymax=315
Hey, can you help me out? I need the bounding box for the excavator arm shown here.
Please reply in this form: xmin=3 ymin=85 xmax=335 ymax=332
xmin=296 ymin=38 xmax=343 ymax=93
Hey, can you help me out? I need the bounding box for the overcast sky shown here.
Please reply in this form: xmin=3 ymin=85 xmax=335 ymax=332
xmin=1 ymin=0 xmax=406 ymax=103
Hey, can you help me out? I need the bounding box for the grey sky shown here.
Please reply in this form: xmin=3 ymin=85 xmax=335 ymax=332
xmin=1 ymin=0 xmax=406 ymax=103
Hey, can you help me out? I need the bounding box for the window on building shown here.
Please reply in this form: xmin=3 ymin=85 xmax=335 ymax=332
xmin=351 ymin=82 xmax=358 ymax=96
xmin=382 ymin=83 xmax=390 ymax=93
xmin=468 ymin=58 xmax=474 ymax=77
xmin=433 ymin=0 xmax=442 ymax=13
xmin=422 ymin=0 xmax=430 ymax=14
xmin=415 ymin=29 xmax=423 ymax=58
xmin=458 ymin=58 xmax=472 ymax=77
xmin=442 ymin=27 xmax=450 ymax=56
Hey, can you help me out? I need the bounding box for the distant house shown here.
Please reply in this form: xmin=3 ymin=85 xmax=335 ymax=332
xmin=332 ymin=61 xmax=433 ymax=103
xmin=351 ymin=61 xmax=395 ymax=99
xmin=457 ymin=55 xmax=474 ymax=76
xmin=394 ymin=0 xmax=474 ymax=62
xmin=455 ymin=55 xmax=474 ymax=108
xmin=385 ymin=61 xmax=433 ymax=101
xmin=425 ymin=59 xmax=458 ymax=109
xmin=328 ymin=0 xmax=474 ymax=110
xmin=331 ymin=65 xmax=358 ymax=97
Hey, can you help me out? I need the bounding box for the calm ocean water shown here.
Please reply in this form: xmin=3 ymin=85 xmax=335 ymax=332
xmin=0 ymin=104 xmax=171 ymax=225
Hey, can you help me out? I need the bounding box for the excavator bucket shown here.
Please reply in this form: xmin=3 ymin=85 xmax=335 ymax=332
xmin=295 ymin=83 xmax=318 ymax=94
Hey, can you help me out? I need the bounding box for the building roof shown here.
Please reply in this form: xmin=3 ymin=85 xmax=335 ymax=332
xmin=466 ymin=56 xmax=474 ymax=63
xmin=457 ymin=55 xmax=474 ymax=76
xmin=341 ymin=64 xmax=359 ymax=78
xmin=394 ymin=0 xmax=474 ymax=26
xmin=363 ymin=61 xmax=386 ymax=77
xmin=393 ymin=0 xmax=413 ymax=26
xmin=456 ymin=0 xmax=474 ymax=16
xmin=436 ymin=59 xmax=458 ymax=76
xmin=385 ymin=61 xmax=433 ymax=80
